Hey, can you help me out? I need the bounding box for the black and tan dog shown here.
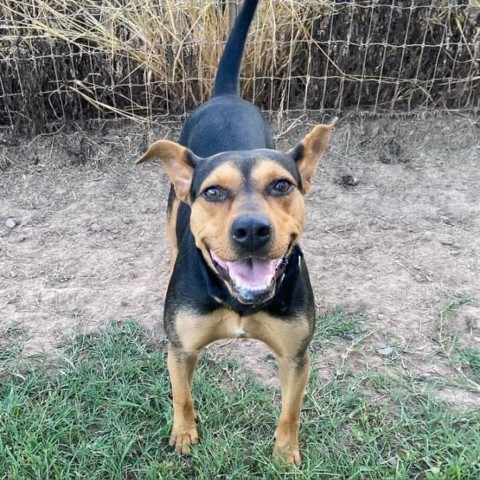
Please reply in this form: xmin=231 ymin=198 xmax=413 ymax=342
xmin=137 ymin=0 xmax=335 ymax=465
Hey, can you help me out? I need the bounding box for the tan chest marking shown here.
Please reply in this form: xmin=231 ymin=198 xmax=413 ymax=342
xmin=175 ymin=308 xmax=310 ymax=357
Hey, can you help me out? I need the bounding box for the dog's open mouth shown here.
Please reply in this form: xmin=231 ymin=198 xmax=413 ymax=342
xmin=209 ymin=250 xmax=289 ymax=304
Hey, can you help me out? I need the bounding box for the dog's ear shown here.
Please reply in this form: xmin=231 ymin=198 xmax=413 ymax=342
xmin=289 ymin=118 xmax=337 ymax=194
xmin=137 ymin=140 xmax=198 ymax=203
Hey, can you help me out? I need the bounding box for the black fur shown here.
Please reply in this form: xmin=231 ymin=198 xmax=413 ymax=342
xmin=179 ymin=0 xmax=272 ymax=156
xmin=212 ymin=0 xmax=260 ymax=97
xmin=168 ymin=0 xmax=314 ymax=334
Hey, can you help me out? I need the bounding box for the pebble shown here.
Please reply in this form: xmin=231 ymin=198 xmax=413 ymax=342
xmin=377 ymin=346 xmax=394 ymax=357
xmin=346 ymin=285 xmax=360 ymax=294
xmin=414 ymin=373 xmax=431 ymax=382
xmin=343 ymin=332 xmax=355 ymax=341
xmin=387 ymin=457 xmax=398 ymax=468
xmin=6 ymin=218 xmax=17 ymax=229
xmin=340 ymin=174 xmax=359 ymax=187
xmin=377 ymin=314 xmax=386 ymax=320
xmin=90 ymin=223 xmax=102 ymax=232
xmin=356 ymin=242 xmax=374 ymax=252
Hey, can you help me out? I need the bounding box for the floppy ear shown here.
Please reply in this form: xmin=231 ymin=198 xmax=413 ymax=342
xmin=289 ymin=118 xmax=337 ymax=194
xmin=137 ymin=140 xmax=197 ymax=203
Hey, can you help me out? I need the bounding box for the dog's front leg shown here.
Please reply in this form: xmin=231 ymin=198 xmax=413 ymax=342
xmin=274 ymin=352 xmax=310 ymax=466
xmin=167 ymin=345 xmax=199 ymax=454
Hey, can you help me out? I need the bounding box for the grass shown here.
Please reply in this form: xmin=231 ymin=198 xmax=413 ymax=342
xmin=436 ymin=294 xmax=480 ymax=392
xmin=312 ymin=307 xmax=367 ymax=347
xmin=1 ymin=320 xmax=480 ymax=479
xmin=0 ymin=325 xmax=24 ymax=362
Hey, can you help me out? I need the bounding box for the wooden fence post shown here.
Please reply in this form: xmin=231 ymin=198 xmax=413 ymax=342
xmin=228 ymin=0 xmax=239 ymax=32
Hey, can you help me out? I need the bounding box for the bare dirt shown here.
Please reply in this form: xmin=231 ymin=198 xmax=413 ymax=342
xmin=1 ymin=114 xmax=479 ymax=406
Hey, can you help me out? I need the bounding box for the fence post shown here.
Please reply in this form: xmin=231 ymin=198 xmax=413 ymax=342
xmin=228 ymin=0 xmax=239 ymax=32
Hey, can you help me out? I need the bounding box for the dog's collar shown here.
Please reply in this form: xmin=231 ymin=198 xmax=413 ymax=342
xmin=199 ymin=246 xmax=304 ymax=315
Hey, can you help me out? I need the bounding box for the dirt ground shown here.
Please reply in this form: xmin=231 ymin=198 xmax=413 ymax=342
xmin=1 ymin=113 xmax=479 ymax=406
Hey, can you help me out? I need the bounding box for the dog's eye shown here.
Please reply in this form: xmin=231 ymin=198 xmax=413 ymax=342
xmin=270 ymin=179 xmax=294 ymax=196
xmin=202 ymin=186 xmax=227 ymax=202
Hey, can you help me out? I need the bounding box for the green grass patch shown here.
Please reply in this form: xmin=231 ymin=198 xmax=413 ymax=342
xmin=1 ymin=321 xmax=479 ymax=479
xmin=312 ymin=307 xmax=366 ymax=349
xmin=0 ymin=324 xmax=25 ymax=362
xmin=454 ymin=348 xmax=480 ymax=384
xmin=436 ymin=294 xmax=480 ymax=390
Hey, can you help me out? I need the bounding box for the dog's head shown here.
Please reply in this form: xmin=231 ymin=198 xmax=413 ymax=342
xmin=137 ymin=121 xmax=335 ymax=305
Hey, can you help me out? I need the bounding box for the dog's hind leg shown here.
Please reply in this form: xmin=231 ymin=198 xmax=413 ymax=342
xmin=273 ymin=353 xmax=311 ymax=466
xmin=167 ymin=346 xmax=199 ymax=454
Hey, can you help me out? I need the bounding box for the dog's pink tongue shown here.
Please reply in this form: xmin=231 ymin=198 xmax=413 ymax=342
xmin=227 ymin=258 xmax=276 ymax=289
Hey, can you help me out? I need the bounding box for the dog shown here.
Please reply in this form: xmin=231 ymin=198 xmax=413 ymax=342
xmin=137 ymin=0 xmax=335 ymax=465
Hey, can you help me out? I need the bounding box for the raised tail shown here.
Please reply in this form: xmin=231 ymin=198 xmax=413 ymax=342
xmin=212 ymin=0 xmax=260 ymax=97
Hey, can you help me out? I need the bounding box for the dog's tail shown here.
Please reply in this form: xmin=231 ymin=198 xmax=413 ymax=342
xmin=212 ymin=0 xmax=260 ymax=97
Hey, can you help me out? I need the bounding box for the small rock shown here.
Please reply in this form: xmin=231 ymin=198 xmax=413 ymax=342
xmin=387 ymin=457 xmax=399 ymax=468
xmin=90 ymin=223 xmax=102 ymax=232
xmin=122 ymin=218 xmax=132 ymax=225
xmin=377 ymin=314 xmax=386 ymax=321
xmin=346 ymin=285 xmax=360 ymax=294
xmin=343 ymin=332 xmax=355 ymax=341
xmin=377 ymin=346 xmax=394 ymax=357
xmin=414 ymin=373 xmax=431 ymax=382
xmin=379 ymin=153 xmax=395 ymax=164
xmin=356 ymin=242 xmax=374 ymax=252
xmin=339 ymin=174 xmax=359 ymax=188
xmin=5 ymin=218 xmax=16 ymax=229
xmin=364 ymin=274 xmax=373 ymax=280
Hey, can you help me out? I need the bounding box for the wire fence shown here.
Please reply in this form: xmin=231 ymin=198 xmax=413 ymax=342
xmin=0 ymin=0 xmax=478 ymax=134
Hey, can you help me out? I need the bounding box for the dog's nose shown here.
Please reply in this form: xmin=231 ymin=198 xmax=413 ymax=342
xmin=231 ymin=215 xmax=272 ymax=251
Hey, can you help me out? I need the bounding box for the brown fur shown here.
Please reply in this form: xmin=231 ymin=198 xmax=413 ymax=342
xmin=137 ymin=140 xmax=194 ymax=203
xmin=166 ymin=197 xmax=181 ymax=270
xmin=190 ymin=159 xmax=306 ymax=266
xmin=169 ymin=307 xmax=313 ymax=463
xmin=292 ymin=122 xmax=336 ymax=193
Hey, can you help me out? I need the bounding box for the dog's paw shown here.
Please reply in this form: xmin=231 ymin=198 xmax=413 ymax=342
xmin=169 ymin=425 xmax=199 ymax=455
xmin=273 ymin=439 xmax=301 ymax=466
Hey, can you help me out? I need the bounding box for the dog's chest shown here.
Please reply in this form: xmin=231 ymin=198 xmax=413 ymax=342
xmin=176 ymin=308 xmax=258 ymax=350
xmin=175 ymin=307 xmax=309 ymax=357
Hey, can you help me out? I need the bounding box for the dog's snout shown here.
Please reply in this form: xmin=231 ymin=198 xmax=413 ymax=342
xmin=231 ymin=215 xmax=272 ymax=251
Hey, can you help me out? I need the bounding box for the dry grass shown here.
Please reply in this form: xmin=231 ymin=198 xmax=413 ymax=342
xmin=0 ymin=0 xmax=478 ymax=133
